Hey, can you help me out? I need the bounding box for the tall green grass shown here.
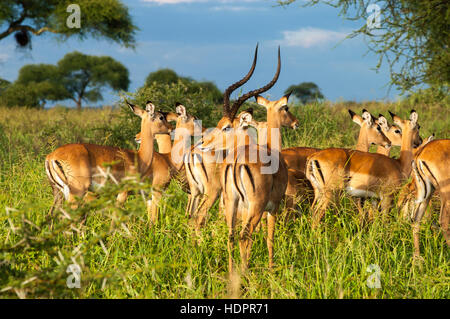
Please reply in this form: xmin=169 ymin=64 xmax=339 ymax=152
xmin=0 ymin=101 xmax=449 ymax=298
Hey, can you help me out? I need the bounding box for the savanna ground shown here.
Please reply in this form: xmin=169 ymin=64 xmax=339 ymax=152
xmin=0 ymin=100 xmax=449 ymax=298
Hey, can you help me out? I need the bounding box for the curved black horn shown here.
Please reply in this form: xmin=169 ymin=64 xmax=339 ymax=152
xmin=229 ymin=46 xmax=281 ymax=119
xmin=222 ymin=44 xmax=258 ymax=117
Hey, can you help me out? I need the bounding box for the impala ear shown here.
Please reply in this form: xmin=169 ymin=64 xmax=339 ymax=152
xmin=409 ymin=109 xmax=418 ymax=124
xmin=389 ymin=110 xmax=403 ymax=127
xmin=377 ymin=115 xmax=389 ymax=130
xmin=255 ymin=95 xmax=269 ymax=108
xmin=145 ymin=100 xmax=155 ymax=115
xmin=175 ymin=103 xmax=187 ymax=118
xmin=362 ymin=109 xmax=373 ymax=126
xmin=349 ymin=109 xmax=363 ymax=126
xmin=126 ymin=100 xmax=146 ymax=118
xmin=283 ymin=91 xmax=292 ymax=102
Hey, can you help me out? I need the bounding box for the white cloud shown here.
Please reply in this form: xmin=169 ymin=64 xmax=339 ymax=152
xmin=278 ymin=27 xmax=349 ymax=48
xmin=0 ymin=53 xmax=9 ymax=63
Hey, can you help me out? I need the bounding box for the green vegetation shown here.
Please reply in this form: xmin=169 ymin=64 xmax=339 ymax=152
xmin=0 ymin=0 xmax=137 ymax=48
xmin=0 ymin=98 xmax=449 ymax=298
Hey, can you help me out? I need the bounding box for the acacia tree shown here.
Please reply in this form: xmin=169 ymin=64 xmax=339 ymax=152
xmin=16 ymin=64 xmax=70 ymax=107
xmin=285 ymin=82 xmax=324 ymax=104
xmin=0 ymin=0 xmax=137 ymax=48
xmin=278 ymin=0 xmax=450 ymax=95
xmin=145 ymin=69 xmax=223 ymax=104
xmin=58 ymin=51 xmax=130 ymax=109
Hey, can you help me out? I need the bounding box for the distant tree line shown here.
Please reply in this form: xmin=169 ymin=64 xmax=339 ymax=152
xmin=0 ymin=50 xmax=324 ymax=109
xmin=0 ymin=51 xmax=130 ymax=109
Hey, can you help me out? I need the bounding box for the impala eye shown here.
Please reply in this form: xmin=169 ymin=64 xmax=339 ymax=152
xmin=281 ymin=105 xmax=289 ymax=112
xmin=222 ymin=126 xmax=231 ymax=131
xmin=395 ymin=129 xmax=401 ymax=134
xmin=377 ymin=126 xmax=382 ymax=132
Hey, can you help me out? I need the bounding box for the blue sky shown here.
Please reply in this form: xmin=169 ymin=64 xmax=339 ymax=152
xmin=0 ymin=0 xmax=399 ymax=107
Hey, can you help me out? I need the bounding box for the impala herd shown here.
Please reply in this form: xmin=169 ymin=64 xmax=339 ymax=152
xmin=45 ymin=46 xmax=449 ymax=276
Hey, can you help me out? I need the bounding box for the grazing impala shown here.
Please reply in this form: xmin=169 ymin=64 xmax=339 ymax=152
xmin=306 ymin=110 xmax=422 ymax=227
xmin=282 ymin=109 xmax=393 ymax=213
xmin=411 ymin=139 xmax=450 ymax=259
xmin=45 ymin=101 xmax=173 ymax=224
xmin=198 ymin=47 xmax=298 ymax=273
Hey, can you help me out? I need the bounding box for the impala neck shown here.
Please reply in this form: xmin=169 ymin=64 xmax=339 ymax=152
xmin=256 ymin=122 xmax=268 ymax=146
xmin=355 ymin=128 xmax=371 ymax=152
xmin=171 ymin=126 xmax=193 ymax=171
xmin=398 ymin=130 xmax=414 ymax=177
xmin=137 ymin=121 xmax=155 ymax=174
xmin=266 ymin=113 xmax=282 ymax=153
xmin=155 ymin=134 xmax=172 ymax=154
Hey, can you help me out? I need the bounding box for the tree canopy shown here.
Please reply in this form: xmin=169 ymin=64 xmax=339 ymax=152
xmin=285 ymin=82 xmax=324 ymax=104
xmin=0 ymin=52 xmax=129 ymax=108
xmin=0 ymin=0 xmax=137 ymax=49
xmin=58 ymin=51 xmax=130 ymax=109
xmin=144 ymin=69 xmax=223 ymax=104
xmin=278 ymin=0 xmax=450 ymax=95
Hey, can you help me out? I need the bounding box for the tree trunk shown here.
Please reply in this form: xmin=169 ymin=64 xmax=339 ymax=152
xmin=76 ymin=98 xmax=82 ymax=110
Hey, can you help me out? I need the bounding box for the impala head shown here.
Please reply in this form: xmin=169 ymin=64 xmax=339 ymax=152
xmin=199 ymin=109 xmax=255 ymax=151
xmin=127 ymin=100 xmax=173 ymax=136
xmin=135 ymin=103 xmax=199 ymax=144
xmin=198 ymin=44 xmax=282 ymax=152
xmin=349 ymin=109 xmax=391 ymax=148
xmin=376 ymin=114 xmax=403 ymax=147
xmin=389 ymin=110 xmax=422 ymax=148
xmin=174 ymin=102 xmax=201 ymax=136
xmin=255 ymin=92 xmax=299 ymax=129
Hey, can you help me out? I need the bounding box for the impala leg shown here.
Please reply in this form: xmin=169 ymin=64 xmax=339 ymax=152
xmin=355 ymin=198 xmax=367 ymax=227
xmin=379 ymin=196 xmax=393 ymax=222
xmin=239 ymin=205 xmax=263 ymax=272
xmin=439 ymin=197 xmax=450 ymax=247
xmin=195 ymin=192 xmax=220 ymax=230
xmin=412 ymin=196 xmax=431 ymax=259
xmin=148 ymin=189 xmax=162 ymax=226
xmin=312 ymin=192 xmax=330 ymax=228
xmin=225 ymin=200 xmax=238 ymax=277
xmin=255 ymin=211 xmax=267 ymax=232
xmin=48 ymin=187 xmax=63 ymax=230
xmin=266 ymin=212 xmax=276 ymax=269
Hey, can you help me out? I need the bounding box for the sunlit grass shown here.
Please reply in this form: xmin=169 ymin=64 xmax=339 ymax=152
xmin=0 ymin=101 xmax=449 ymax=298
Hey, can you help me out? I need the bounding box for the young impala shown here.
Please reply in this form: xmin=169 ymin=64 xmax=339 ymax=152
xmin=411 ymin=139 xmax=450 ymax=259
xmin=45 ymin=101 xmax=173 ymax=224
xmin=306 ymin=110 xmax=422 ymax=227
